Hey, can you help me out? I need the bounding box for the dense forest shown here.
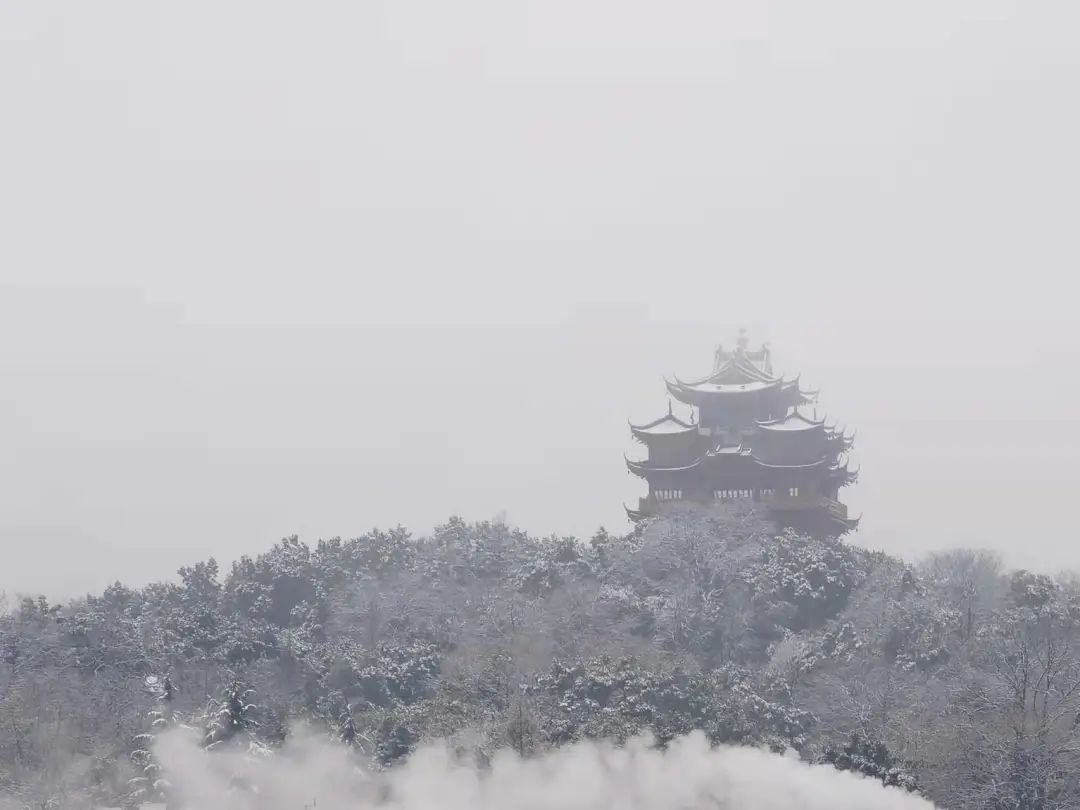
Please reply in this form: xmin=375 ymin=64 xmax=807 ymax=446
xmin=2 ymin=506 xmax=1078 ymax=809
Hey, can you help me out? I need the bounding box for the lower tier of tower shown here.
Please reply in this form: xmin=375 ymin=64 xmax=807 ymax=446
xmin=625 ymin=490 xmax=858 ymax=536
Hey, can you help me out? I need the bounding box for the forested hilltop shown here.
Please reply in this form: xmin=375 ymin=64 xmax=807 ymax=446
xmin=2 ymin=507 xmax=1076 ymax=809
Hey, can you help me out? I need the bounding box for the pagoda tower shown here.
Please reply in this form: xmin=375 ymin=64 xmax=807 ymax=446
xmin=626 ymin=330 xmax=858 ymax=535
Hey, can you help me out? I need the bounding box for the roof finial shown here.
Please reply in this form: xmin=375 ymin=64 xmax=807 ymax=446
xmin=736 ymin=327 xmax=749 ymax=352
xmin=668 ymin=397 xmax=673 ymax=416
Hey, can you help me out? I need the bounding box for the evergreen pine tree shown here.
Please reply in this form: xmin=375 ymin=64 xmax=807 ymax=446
xmin=128 ymin=675 xmax=178 ymax=806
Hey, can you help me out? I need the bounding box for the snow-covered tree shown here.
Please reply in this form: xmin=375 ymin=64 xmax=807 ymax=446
xmin=129 ymin=674 xmax=177 ymax=805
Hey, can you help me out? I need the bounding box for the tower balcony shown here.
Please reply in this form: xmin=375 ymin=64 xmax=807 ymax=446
xmin=636 ymin=491 xmax=848 ymax=520
xmin=759 ymin=492 xmax=848 ymax=520
xmin=637 ymin=492 xmax=685 ymax=512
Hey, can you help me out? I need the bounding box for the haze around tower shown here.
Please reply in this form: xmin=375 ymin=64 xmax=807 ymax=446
xmin=3 ymin=0 xmax=1080 ymax=595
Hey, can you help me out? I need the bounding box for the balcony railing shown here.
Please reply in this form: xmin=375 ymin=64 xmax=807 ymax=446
xmin=639 ymin=493 xmax=847 ymax=519
xmin=760 ymin=492 xmax=815 ymax=510
xmin=761 ymin=493 xmax=848 ymax=519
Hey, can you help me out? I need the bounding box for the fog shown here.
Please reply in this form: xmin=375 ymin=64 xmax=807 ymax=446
xmin=141 ymin=728 xmax=935 ymax=810
xmin=3 ymin=0 xmax=1079 ymax=596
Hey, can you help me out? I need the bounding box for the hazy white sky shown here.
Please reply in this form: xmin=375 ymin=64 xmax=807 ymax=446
xmin=3 ymin=0 xmax=1079 ymax=596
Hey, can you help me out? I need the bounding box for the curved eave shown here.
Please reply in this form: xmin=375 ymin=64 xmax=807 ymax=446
xmin=777 ymin=376 xmax=817 ymax=403
xmin=828 ymin=456 xmax=848 ymax=473
xmin=669 ymin=377 xmax=785 ymax=400
xmin=831 ymin=436 xmax=856 ymax=452
xmin=824 ymin=428 xmax=856 ymax=451
xmin=629 ymin=412 xmax=696 ymax=431
xmin=628 ymin=414 xmax=697 ymax=442
xmin=625 ymin=455 xmax=704 ymax=478
xmin=828 ymin=464 xmax=860 ymax=486
xmin=756 ymin=409 xmax=826 ymax=432
xmin=681 ymin=352 xmax=778 ymax=387
xmin=824 ymin=441 xmax=850 ymax=456
xmin=751 ymin=456 xmax=829 ymax=470
xmin=631 ymin=425 xmax=698 ymax=443
xmin=833 ymin=513 xmax=862 ymax=534
xmin=625 ymin=505 xmax=646 ymax=522
xmin=673 ymin=376 xmax=781 ymax=392
xmin=666 ymin=378 xmax=693 ymax=404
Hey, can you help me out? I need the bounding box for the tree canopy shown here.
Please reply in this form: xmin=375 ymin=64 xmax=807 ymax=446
xmin=0 ymin=506 xmax=1075 ymax=809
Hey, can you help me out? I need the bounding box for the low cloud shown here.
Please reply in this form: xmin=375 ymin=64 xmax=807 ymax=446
xmin=154 ymin=728 xmax=936 ymax=809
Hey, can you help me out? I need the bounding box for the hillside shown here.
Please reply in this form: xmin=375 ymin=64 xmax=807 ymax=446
xmin=1 ymin=506 xmax=1074 ymax=808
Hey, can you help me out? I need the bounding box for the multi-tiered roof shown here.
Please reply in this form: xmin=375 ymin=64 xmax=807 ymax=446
xmin=626 ymin=331 xmax=858 ymax=535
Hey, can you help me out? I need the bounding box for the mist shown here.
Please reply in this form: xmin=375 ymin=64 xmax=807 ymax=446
xmin=146 ymin=728 xmax=935 ymax=810
xmin=4 ymin=0 xmax=1080 ymax=596
xmin=6 ymin=3 xmax=1080 ymax=809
